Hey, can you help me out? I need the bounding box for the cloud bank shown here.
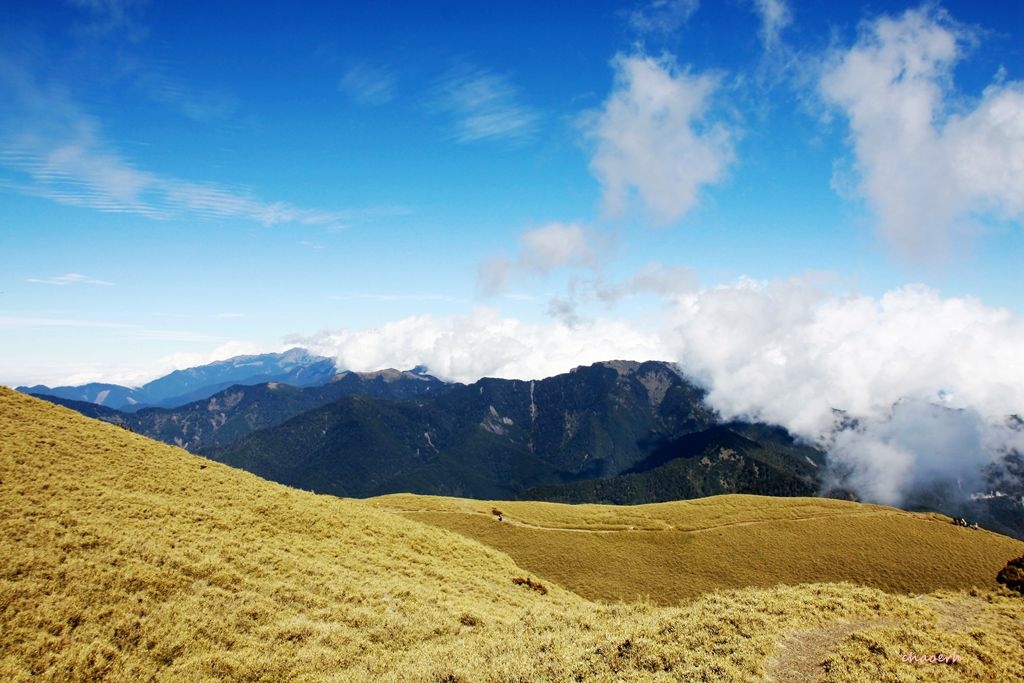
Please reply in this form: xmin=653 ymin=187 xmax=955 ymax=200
xmin=821 ymin=8 xmax=1024 ymax=260
xmin=288 ymin=309 xmax=671 ymax=386
xmin=293 ymin=277 xmax=1023 ymax=506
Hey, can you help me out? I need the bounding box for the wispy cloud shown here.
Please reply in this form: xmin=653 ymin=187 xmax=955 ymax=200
xmin=0 ymin=315 xmax=223 ymax=342
xmin=214 ymin=312 xmax=245 ymax=319
xmin=0 ymin=316 xmax=134 ymax=329
xmin=339 ymin=64 xmax=398 ymax=106
xmin=329 ymin=293 xmax=457 ymax=303
xmin=478 ymin=222 xmax=599 ymax=295
xmin=628 ymin=0 xmax=699 ymax=35
xmin=0 ymin=56 xmax=354 ymax=229
xmin=26 ymin=272 xmax=113 ymax=286
xmin=750 ymin=0 xmax=791 ymax=51
xmin=431 ymin=67 xmax=540 ymax=144
xmin=66 ymin=0 xmax=148 ymax=40
xmin=123 ymin=329 xmax=225 ymax=342
xmin=137 ymin=71 xmax=238 ymax=122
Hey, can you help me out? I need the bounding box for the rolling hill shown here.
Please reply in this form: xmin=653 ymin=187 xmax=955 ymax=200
xmin=2 ymin=387 xmax=1023 ymax=681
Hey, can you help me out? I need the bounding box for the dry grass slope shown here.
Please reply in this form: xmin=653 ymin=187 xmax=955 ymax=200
xmin=368 ymin=494 xmax=1023 ymax=603
xmin=1 ymin=387 xmax=1022 ymax=682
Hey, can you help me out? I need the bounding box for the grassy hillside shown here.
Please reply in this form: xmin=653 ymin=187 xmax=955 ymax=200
xmin=369 ymin=494 xmax=1023 ymax=603
xmin=2 ymin=387 xmax=1023 ymax=682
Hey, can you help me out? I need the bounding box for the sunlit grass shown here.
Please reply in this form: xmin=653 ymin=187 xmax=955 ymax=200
xmin=369 ymin=494 xmax=1021 ymax=603
xmin=2 ymin=387 xmax=1022 ymax=681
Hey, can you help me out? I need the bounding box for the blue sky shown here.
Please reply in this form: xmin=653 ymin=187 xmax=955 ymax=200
xmin=1 ymin=0 xmax=1022 ymax=391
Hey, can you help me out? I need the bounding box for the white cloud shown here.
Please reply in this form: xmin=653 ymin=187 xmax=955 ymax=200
xmin=826 ymin=400 xmax=992 ymax=506
xmin=66 ymin=0 xmax=147 ymax=39
xmin=477 ymin=222 xmax=597 ymax=294
xmin=582 ymin=53 xmax=735 ymax=224
xmin=27 ymin=272 xmax=113 ymax=286
xmin=0 ymin=316 xmax=134 ymax=329
xmin=595 ymin=262 xmax=699 ymax=304
xmin=665 ymin=279 xmax=1023 ymax=433
xmin=287 ymin=308 xmax=670 ymax=384
xmin=660 ymin=277 xmax=1024 ymax=505
xmin=0 ymin=56 xmax=352 ymax=228
xmin=820 ymin=8 xmax=1024 ymax=260
xmin=156 ymin=340 xmax=262 ymax=375
xmin=306 ymin=267 xmax=1015 ymax=507
xmin=137 ymin=71 xmax=237 ymax=122
xmin=519 ymin=223 xmax=593 ymax=271
xmin=432 ymin=67 xmax=540 ymax=144
xmin=339 ymin=64 xmax=397 ymax=106
xmin=751 ymin=0 xmax=791 ymax=51
xmin=629 ymin=0 xmax=699 ymax=35
xmin=329 ymin=293 xmax=456 ymax=303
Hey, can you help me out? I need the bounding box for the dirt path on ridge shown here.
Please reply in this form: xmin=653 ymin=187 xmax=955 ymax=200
xmin=391 ymin=507 xmax=907 ymax=535
xmin=762 ymin=618 xmax=895 ymax=683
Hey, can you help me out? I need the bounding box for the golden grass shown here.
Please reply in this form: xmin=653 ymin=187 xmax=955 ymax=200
xmin=368 ymin=495 xmax=1023 ymax=603
xmin=369 ymin=491 xmax=906 ymax=531
xmin=2 ymin=387 xmax=1022 ymax=682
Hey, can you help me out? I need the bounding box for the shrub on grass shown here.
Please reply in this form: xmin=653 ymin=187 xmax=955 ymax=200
xmin=512 ymin=576 xmax=547 ymax=594
xmin=997 ymin=555 xmax=1024 ymax=595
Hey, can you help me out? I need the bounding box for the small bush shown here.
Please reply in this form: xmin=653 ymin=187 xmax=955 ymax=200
xmin=996 ymin=555 xmax=1024 ymax=595
xmin=512 ymin=576 xmax=547 ymax=595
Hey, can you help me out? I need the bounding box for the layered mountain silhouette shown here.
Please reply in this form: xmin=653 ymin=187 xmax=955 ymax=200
xmin=18 ymin=347 xmax=336 ymax=411
xmin=202 ymin=360 xmax=823 ymax=501
xmin=24 ymin=356 xmax=1023 ymax=538
xmin=33 ymin=367 xmax=448 ymax=452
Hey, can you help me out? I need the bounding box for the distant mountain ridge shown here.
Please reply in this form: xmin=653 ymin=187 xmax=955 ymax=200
xmin=30 ymin=357 xmax=1024 ymax=539
xmin=32 ymin=367 xmax=449 ymax=452
xmin=207 ymin=360 xmax=824 ymax=501
xmin=18 ymin=347 xmax=337 ymax=411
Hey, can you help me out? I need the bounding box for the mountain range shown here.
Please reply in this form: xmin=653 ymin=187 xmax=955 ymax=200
xmin=20 ymin=353 xmax=1024 ymax=539
xmin=17 ymin=347 xmax=336 ymax=411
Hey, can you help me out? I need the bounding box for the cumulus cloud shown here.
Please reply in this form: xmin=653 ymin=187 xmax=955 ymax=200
xmin=287 ymin=308 xmax=670 ymax=384
xmin=667 ymin=279 xmax=1022 ymax=434
xmin=660 ymin=277 xmax=1024 ymax=505
xmin=582 ymin=53 xmax=735 ymax=224
xmin=628 ymin=0 xmax=699 ymax=35
xmin=821 ymin=8 xmax=1024 ymax=260
xmin=751 ymin=0 xmax=791 ymax=51
xmin=477 ymin=222 xmax=597 ymax=294
xmin=431 ymin=67 xmax=540 ymax=144
xmin=156 ymin=340 xmax=262 ymax=375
